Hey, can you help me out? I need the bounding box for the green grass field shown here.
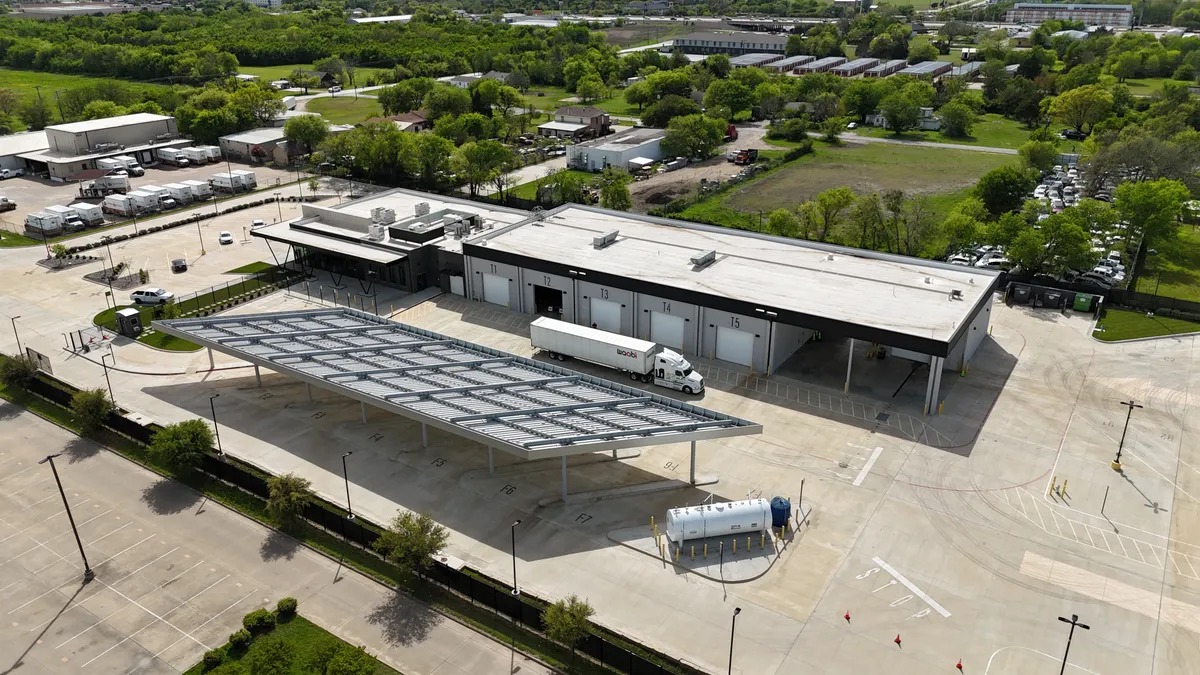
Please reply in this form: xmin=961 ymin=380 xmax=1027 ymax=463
xmin=306 ymin=95 xmax=384 ymax=124
xmin=849 ymin=114 xmax=1066 ymax=150
xmin=93 ymin=304 xmax=200 ymax=351
xmin=678 ymin=142 xmax=1009 ymax=232
xmin=1093 ymin=308 xmax=1200 ymax=341
xmin=0 ymin=67 xmax=170 ymax=125
xmin=510 ymin=169 xmax=596 ymax=200
xmin=603 ymin=22 xmax=689 ymax=48
xmin=237 ymin=64 xmax=392 ymax=85
xmin=225 ymin=261 xmax=274 ymax=274
xmin=182 ymin=614 xmax=401 ymax=675
xmin=1122 ymin=76 xmax=1173 ymax=96
xmin=0 ymin=229 xmax=45 ymax=249
xmin=1136 ymin=225 xmax=1200 ymax=302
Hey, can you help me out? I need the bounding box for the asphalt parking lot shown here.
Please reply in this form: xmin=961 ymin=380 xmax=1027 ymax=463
xmin=0 ymin=162 xmax=297 ymax=237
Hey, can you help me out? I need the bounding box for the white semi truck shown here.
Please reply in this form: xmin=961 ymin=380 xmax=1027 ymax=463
xmin=529 ymin=317 xmax=705 ymax=394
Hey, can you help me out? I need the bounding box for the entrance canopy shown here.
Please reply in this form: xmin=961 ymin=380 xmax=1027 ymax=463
xmin=154 ymin=309 xmax=760 ymax=460
xmin=253 ymin=222 xmax=406 ymax=265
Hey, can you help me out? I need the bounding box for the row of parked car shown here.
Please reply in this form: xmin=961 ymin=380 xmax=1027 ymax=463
xmin=1030 ymin=164 xmax=1128 ymax=289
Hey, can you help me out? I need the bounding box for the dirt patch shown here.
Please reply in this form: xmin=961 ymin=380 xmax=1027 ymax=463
xmin=629 ymin=156 xmax=750 ymax=213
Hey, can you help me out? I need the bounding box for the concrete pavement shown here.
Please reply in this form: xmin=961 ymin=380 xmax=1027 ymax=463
xmin=0 ymin=405 xmax=551 ymax=675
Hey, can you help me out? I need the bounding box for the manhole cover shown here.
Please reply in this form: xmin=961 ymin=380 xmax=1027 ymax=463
xmin=838 ymin=461 xmax=849 ymax=468
xmin=876 ymin=413 xmax=890 ymax=422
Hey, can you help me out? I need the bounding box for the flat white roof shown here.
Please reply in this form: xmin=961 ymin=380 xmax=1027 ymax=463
xmin=471 ymin=206 xmax=997 ymax=346
xmin=539 ymin=121 xmax=589 ymax=132
xmin=47 ymin=113 xmax=173 ymax=135
xmin=578 ymin=127 xmax=664 ymax=152
xmin=220 ymin=127 xmax=287 ymax=145
xmin=0 ymin=130 xmax=49 ymax=157
xmin=253 ymin=222 xmax=406 ymax=264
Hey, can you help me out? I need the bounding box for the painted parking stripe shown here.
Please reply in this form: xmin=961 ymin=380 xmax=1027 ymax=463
xmin=852 ymin=447 xmax=883 ymax=487
xmin=871 ymin=556 xmax=951 ymax=618
xmin=0 ymin=499 xmax=91 ymax=545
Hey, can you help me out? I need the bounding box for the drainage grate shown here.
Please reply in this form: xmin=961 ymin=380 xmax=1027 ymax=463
xmin=876 ymin=412 xmax=890 ymax=422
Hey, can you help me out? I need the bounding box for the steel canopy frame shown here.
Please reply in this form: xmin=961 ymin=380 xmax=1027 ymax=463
xmin=153 ymin=309 xmax=761 ymax=461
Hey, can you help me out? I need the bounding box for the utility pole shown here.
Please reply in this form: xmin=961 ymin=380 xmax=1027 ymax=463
xmin=40 ymin=454 xmax=94 ymax=583
xmin=1112 ymin=399 xmax=1143 ymax=470
xmin=1057 ymin=614 xmax=1090 ymax=675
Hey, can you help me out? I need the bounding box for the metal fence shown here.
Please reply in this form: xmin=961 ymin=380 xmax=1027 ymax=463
xmin=17 ymin=368 xmax=688 ymax=675
xmin=1107 ymin=289 xmax=1200 ymax=319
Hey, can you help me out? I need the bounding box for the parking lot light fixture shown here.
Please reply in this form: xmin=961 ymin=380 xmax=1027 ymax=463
xmin=101 ymin=353 xmax=115 ymax=404
xmin=39 ymin=453 xmax=94 ymax=583
xmin=10 ymin=315 xmax=22 ymax=356
xmin=273 ymin=192 xmax=282 ymax=221
xmin=511 ymin=519 xmax=521 ymax=596
xmin=1057 ymin=614 xmax=1089 ymax=675
xmin=1112 ymin=400 xmax=1143 ymax=470
xmin=195 ymin=219 xmax=205 ymax=256
xmin=341 ymin=451 xmax=354 ymax=519
xmin=209 ymin=393 xmax=223 ymax=456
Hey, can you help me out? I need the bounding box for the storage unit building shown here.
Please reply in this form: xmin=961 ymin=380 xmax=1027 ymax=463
xmin=864 ymin=59 xmax=907 ymax=77
xmin=897 ymin=61 xmax=953 ymax=79
xmin=763 ymin=54 xmax=815 ymax=73
xmin=729 ymin=53 xmax=784 ymax=69
xmin=831 ymin=57 xmax=880 ymax=77
xmin=794 ymin=56 xmax=847 ymax=74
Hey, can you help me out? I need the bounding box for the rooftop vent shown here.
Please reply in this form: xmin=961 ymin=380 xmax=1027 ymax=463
xmin=825 ymin=254 xmax=835 ymax=261
xmin=366 ymin=224 xmax=386 ymax=241
xmin=689 ymin=249 xmax=716 ymax=269
xmin=370 ymin=207 xmax=395 ymax=224
xmin=924 ymin=277 xmax=932 ymax=284
xmin=592 ymin=229 xmax=619 ymax=249
xmin=415 ymin=202 xmax=430 ymax=216
xmin=949 ymin=289 xmax=964 ymax=300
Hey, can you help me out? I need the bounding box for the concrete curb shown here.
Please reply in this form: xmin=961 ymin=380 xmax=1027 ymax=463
xmin=1090 ymin=314 xmax=1200 ymax=344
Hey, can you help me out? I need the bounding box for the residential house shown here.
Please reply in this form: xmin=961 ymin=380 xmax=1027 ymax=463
xmin=538 ymin=106 xmax=612 ymax=140
xmin=482 ymin=71 xmax=512 ymax=84
xmin=865 ymin=106 xmax=942 ymax=131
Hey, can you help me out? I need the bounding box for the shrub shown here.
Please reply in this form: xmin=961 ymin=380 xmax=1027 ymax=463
xmin=242 ymin=608 xmax=276 ymax=634
xmin=228 ymin=628 xmax=252 ymax=649
xmin=372 ymin=511 xmax=449 ymax=579
xmin=544 ymin=594 xmax=595 ymax=659
xmin=246 ymin=635 xmax=291 ymax=675
xmin=149 ymin=419 xmax=213 ymax=472
xmin=325 ymin=645 xmax=378 ymax=675
xmin=275 ymin=596 xmax=297 ymax=617
xmin=202 ymin=649 xmax=223 ymax=671
xmin=70 ymin=387 xmax=114 ymax=435
xmin=0 ymin=355 xmax=38 ymax=390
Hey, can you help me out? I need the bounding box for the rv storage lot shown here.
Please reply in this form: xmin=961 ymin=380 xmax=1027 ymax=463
xmin=1 ymin=232 xmax=1199 ymax=675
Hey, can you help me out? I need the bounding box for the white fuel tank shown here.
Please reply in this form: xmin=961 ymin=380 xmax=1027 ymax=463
xmin=664 ymin=498 xmax=770 ymax=545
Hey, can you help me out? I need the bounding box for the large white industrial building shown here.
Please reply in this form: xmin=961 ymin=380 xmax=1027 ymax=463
xmin=253 ymin=189 xmax=998 ymax=414
xmin=17 ymin=113 xmax=187 ymax=180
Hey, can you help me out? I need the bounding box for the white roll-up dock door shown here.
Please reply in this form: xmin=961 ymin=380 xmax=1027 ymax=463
xmin=650 ymin=311 xmax=686 ymax=350
xmin=590 ymin=297 xmax=622 ymax=333
xmin=482 ymin=273 xmax=510 ymax=308
xmin=715 ymin=326 xmax=755 ymax=366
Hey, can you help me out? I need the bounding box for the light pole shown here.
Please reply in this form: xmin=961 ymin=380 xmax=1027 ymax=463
xmin=100 ymin=353 xmax=115 ymax=404
xmin=102 ymin=236 xmax=114 ymax=275
xmin=728 ymin=607 xmax=741 ymax=675
xmin=40 ymin=454 xmax=94 ymax=583
xmin=341 ymin=451 xmax=354 ymax=519
xmin=274 ymin=191 xmax=282 ymax=221
xmin=10 ymin=315 xmax=23 ymax=356
xmin=510 ymin=519 xmax=521 ymax=597
xmin=195 ymin=218 xmax=206 ymax=256
xmin=1057 ymin=614 xmax=1090 ymax=675
xmin=1112 ymin=399 xmax=1144 ymax=470
xmin=208 ymin=393 xmax=223 ymax=456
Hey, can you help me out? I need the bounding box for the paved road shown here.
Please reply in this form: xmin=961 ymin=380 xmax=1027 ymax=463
xmin=0 ymin=405 xmax=550 ymax=675
xmin=816 ymin=131 xmax=1020 ymax=155
xmin=292 ymin=86 xmax=385 ymax=113
xmin=473 ymin=157 xmax=567 ymax=197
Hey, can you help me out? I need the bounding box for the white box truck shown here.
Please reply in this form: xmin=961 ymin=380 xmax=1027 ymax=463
xmin=103 ymin=193 xmax=136 ymax=216
xmin=97 ymin=157 xmax=125 ymax=172
xmin=202 ymin=145 xmax=222 ymax=162
xmin=156 ymin=148 xmax=190 ymax=167
xmin=138 ymin=184 xmax=178 ymax=210
xmin=68 ymin=203 xmax=105 ymax=227
xmin=529 ymin=317 xmax=704 ymax=394
xmin=181 ymin=179 xmax=212 ymax=200
xmin=181 ymin=147 xmax=208 ymax=164
xmin=210 ymin=172 xmax=237 ymax=193
xmin=25 ymin=211 xmax=63 ymax=238
xmin=79 ymin=173 xmax=130 ymax=198
xmin=230 ymin=169 xmax=257 ymax=189
xmin=113 ymin=155 xmax=144 ymax=176
xmin=163 ymin=183 xmax=193 ymax=205
xmin=128 ymin=190 xmax=159 ymax=212
xmin=45 ymin=204 xmax=86 ymax=232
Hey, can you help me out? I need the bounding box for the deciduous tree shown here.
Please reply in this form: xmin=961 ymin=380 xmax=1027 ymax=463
xmin=1049 ymin=84 xmax=1113 ymax=134
xmin=661 ymin=114 xmax=725 ymax=159
xmin=149 ymin=419 xmax=214 ymax=472
xmin=372 ymin=511 xmax=449 ymax=579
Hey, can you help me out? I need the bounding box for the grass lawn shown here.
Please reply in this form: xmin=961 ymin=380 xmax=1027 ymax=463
xmin=1122 ymin=76 xmax=1173 ymax=96
xmin=604 ymin=22 xmax=688 ymax=48
xmin=0 ymin=68 xmax=169 ymax=125
xmin=306 ymin=96 xmax=384 ymax=125
xmin=93 ymin=304 xmax=201 ymax=352
xmin=1136 ymin=225 xmax=1200 ymax=302
xmin=1093 ymin=308 xmax=1200 ymax=341
xmin=225 ymin=261 xmax=274 ymax=275
xmin=849 ymin=114 xmax=1065 ymax=150
xmin=182 ymin=614 xmax=401 ymax=675
xmin=237 ymin=64 xmax=392 ymax=85
xmin=522 ymin=85 xmax=574 ymax=113
xmin=0 ymin=229 xmax=45 ymax=249
xmin=510 ymin=169 xmax=595 ymax=200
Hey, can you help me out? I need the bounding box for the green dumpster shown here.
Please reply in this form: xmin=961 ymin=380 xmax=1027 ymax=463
xmin=1073 ymin=293 xmax=1093 ymax=312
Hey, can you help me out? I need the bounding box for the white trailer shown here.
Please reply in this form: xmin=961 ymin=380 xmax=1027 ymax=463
xmin=163 ymin=183 xmax=193 ymax=205
xmin=201 ymin=145 xmax=222 ymax=162
xmin=529 ymin=317 xmax=704 ymax=394
xmin=156 ymin=148 xmax=190 ymax=167
xmin=24 ymin=211 xmax=64 ymax=238
xmin=181 ymin=179 xmax=212 ymax=200
xmin=229 ymin=169 xmax=257 ymax=189
xmin=44 ymin=205 xmax=85 ymax=232
xmin=97 ymin=157 xmax=125 ymax=171
xmin=68 ymin=202 xmax=105 ymax=227
xmin=181 ymin=147 xmax=209 ymax=164
xmin=77 ymin=173 xmax=131 ymax=198
xmin=209 ymin=172 xmax=238 ymax=193
xmin=664 ymin=499 xmax=771 ymax=545
xmin=103 ymin=193 xmax=136 ymax=216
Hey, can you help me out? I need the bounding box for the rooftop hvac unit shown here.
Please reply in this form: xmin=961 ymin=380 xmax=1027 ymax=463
xmin=415 ymin=202 xmax=430 ymax=216
xmin=949 ymin=289 xmax=964 ymax=301
xmin=689 ymin=249 xmax=716 ymax=268
xmin=366 ymin=224 xmax=386 ymax=241
xmin=592 ymin=229 xmax=619 ymax=249
xmin=378 ymin=208 xmax=395 ymax=224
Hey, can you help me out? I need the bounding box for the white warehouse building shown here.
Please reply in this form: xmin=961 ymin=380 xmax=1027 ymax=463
xmin=568 ymin=127 xmax=665 ymax=173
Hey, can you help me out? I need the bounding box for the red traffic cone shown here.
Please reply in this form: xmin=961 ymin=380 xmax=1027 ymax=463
xmin=894 ymin=634 xmax=902 ymax=647
xmin=844 ymin=611 xmax=851 ymax=622
xmin=956 ymin=659 xmax=963 ymax=670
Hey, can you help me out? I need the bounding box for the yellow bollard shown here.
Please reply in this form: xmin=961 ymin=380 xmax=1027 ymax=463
xmin=1050 ymin=475 xmax=1057 ymax=497
xmin=761 ymin=533 xmax=765 ymax=549
xmin=691 ymin=545 xmax=695 ymax=561
xmin=704 ymin=543 xmax=708 ymax=559
xmin=675 ymin=547 xmax=680 ymax=563
xmin=747 ymin=536 xmax=750 ymax=552
xmin=1062 ymin=479 xmax=1069 ymax=497
xmin=783 ymin=523 xmax=788 ymax=538
xmin=733 ymin=539 xmax=737 ymax=554
xmin=938 ymin=401 xmax=944 ymax=415
xmin=651 ymin=516 xmax=655 ymax=529
xmin=660 ymin=542 xmax=664 ymax=559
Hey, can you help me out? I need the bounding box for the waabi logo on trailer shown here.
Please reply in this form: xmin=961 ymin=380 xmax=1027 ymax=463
xmin=615 ymin=348 xmax=637 ymax=358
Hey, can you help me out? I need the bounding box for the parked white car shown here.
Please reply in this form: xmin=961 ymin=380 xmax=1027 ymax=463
xmin=218 ymin=231 xmax=234 ymax=245
xmin=130 ymin=288 xmax=175 ymax=305
xmin=0 ymin=168 xmax=24 ymax=180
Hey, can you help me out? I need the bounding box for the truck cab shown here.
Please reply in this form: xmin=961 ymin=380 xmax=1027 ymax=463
xmin=653 ymin=350 xmax=704 ymax=394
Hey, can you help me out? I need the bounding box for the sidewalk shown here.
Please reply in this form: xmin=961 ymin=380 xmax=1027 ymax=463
xmin=0 ymin=405 xmax=551 ymax=675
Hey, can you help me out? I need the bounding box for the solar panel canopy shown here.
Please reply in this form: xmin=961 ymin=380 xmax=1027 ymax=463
xmin=154 ymin=309 xmax=761 ymax=460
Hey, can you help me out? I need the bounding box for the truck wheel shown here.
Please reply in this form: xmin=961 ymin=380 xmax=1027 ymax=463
xmin=640 ymin=373 xmax=652 ymax=383
xmin=682 ymin=386 xmax=694 ymax=395
xmin=629 ymin=372 xmax=639 ymax=381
